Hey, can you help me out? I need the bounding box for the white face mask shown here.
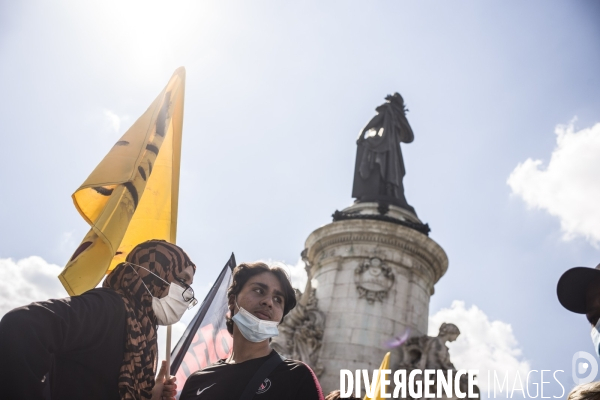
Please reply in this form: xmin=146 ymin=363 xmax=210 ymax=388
xmin=128 ymin=263 xmax=191 ymax=326
xmin=151 ymin=283 xmax=189 ymax=325
xmin=232 ymin=299 xmax=279 ymax=342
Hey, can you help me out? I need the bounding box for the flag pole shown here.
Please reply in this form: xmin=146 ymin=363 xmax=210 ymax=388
xmin=166 ymin=325 xmax=172 ymax=376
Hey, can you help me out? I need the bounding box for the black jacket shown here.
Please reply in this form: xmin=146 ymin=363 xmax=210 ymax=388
xmin=0 ymin=288 xmax=127 ymax=400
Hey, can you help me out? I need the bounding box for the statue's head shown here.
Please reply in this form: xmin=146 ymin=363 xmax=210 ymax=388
xmin=438 ymin=322 xmax=460 ymax=342
xmin=384 ymin=92 xmax=409 ymax=116
xmin=385 ymin=92 xmax=404 ymax=105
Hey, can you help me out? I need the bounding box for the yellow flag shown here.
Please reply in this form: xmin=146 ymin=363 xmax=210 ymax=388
xmin=59 ymin=68 xmax=186 ymax=296
xmin=364 ymin=352 xmax=391 ymax=400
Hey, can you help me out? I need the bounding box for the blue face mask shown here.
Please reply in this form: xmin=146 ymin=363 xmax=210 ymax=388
xmin=232 ymin=299 xmax=279 ymax=343
xmin=591 ymin=319 xmax=600 ymax=357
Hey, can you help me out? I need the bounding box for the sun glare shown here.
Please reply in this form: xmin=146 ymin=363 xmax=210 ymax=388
xmin=72 ymin=0 xmax=209 ymax=83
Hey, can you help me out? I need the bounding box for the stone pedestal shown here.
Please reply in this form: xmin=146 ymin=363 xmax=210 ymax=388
xmin=304 ymin=202 xmax=448 ymax=393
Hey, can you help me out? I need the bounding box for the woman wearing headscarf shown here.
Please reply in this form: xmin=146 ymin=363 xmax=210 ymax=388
xmin=0 ymin=239 xmax=197 ymax=400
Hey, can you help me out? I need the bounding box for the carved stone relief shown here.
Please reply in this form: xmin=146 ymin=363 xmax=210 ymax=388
xmin=270 ymin=251 xmax=326 ymax=376
xmin=389 ymin=323 xmax=480 ymax=399
xmin=354 ymin=257 xmax=395 ymax=303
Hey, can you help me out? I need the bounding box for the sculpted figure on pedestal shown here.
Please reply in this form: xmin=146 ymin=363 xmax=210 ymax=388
xmin=390 ymin=323 xmax=479 ymax=399
xmin=352 ymin=92 xmax=417 ymax=215
xmin=391 ymin=323 xmax=459 ymax=372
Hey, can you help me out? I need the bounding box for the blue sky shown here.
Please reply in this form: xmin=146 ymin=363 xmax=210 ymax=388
xmin=1 ymin=1 xmax=599 ymax=398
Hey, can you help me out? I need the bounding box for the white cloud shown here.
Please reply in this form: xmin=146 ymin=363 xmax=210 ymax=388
xmin=102 ymin=109 xmax=131 ymax=136
xmin=103 ymin=109 xmax=122 ymax=133
xmin=0 ymin=257 xmax=68 ymax=318
xmin=507 ymin=120 xmax=600 ymax=245
xmin=283 ymin=258 xmax=309 ymax=291
xmin=429 ymin=300 xmax=530 ymax=392
xmin=59 ymin=231 xmax=77 ymax=257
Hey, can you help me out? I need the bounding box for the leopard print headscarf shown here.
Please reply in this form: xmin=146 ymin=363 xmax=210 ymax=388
xmin=103 ymin=239 xmax=196 ymax=400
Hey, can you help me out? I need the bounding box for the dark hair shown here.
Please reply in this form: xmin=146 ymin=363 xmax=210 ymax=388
xmin=226 ymin=261 xmax=297 ymax=335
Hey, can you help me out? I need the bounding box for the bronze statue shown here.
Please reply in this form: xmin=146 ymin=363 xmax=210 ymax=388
xmin=352 ymin=93 xmax=416 ymax=215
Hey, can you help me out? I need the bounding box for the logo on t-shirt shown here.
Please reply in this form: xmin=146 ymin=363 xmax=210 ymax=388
xmin=197 ymin=383 xmax=216 ymax=396
xmin=256 ymin=378 xmax=271 ymax=394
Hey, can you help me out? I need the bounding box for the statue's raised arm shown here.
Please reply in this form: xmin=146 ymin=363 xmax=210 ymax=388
xmin=352 ymin=92 xmax=416 ymax=215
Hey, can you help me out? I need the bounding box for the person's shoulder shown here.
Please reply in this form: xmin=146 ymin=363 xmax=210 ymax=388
xmin=187 ymin=359 xmax=228 ymax=378
xmin=4 ymin=288 xmax=119 ymax=311
xmin=82 ymin=287 xmax=121 ymax=297
xmin=182 ymin=359 xmax=228 ymax=391
xmin=276 ymin=358 xmax=324 ymax=399
xmin=278 ymin=358 xmax=318 ymax=377
xmin=281 ymin=358 xmax=311 ymax=369
xmin=79 ymin=288 xmax=124 ymax=305
xmin=69 ymin=288 xmax=126 ymax=316
xmin=0 ymin=288 xmax=125 ymax=326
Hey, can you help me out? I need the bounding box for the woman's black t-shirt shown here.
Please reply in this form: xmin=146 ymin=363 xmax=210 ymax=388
xmin=179 ymin=351 xmax=324 ymax=400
